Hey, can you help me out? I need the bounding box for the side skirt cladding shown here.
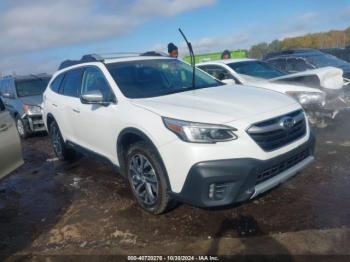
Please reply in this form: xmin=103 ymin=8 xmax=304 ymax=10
xmin=66 ymin=140 xmax=121 ymax=174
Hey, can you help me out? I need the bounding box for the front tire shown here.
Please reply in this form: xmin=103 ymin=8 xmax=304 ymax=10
xmin=126 ymin=141 xmax=173 ymax=215
xmin=49 ymin=121 xmax=75 ymax=161
xmin=15 ymin=116 xmax=29 ymax=139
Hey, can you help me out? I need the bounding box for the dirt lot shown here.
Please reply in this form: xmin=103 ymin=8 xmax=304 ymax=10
xmin=0 ymin=112 xmax=350 ymax=260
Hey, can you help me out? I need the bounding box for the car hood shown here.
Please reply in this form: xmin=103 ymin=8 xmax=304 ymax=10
xmin=270 ymin=67 xmax=344 ymax=90
xmin=19 ymin=95 xmax=43 ymax=107
xmin=130 ymin=85 xmax=298 ymax=124
xmin=239 ymin=75 xmax=323 ymax=94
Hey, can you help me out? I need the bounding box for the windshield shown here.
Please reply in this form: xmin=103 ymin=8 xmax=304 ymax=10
xmin=15 ymin=78 xmax=50 ymax=97
xmin=106 ymin=59 xmax=221 ymax=98
xmin=305 ymin=53 xmax=350 ymax=68
xmin=228 ymin=61 xmax=286 ymax=79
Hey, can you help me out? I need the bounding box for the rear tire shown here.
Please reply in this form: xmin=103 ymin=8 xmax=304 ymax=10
xmin=49 ymin=121 xmax=75 ymax=161
xmin=126 ymin=141 xmax=173 ymax=215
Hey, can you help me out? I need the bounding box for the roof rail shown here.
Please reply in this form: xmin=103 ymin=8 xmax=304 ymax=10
xmin=264 ymin=48 xmax=322 ymax=60
xmin=0 ymin=74 xmax=51 ymax=80
xmin=140 ymin=51 xmax=168 ymax=57
xmin=0 ymin=75 xmax=12 ymax=78
xmin=96 ymin=51 xmax=168 ymax=59
xmin=58 ymin=51 xmax=169 ymax=70
xmin=58 ymin=54 xmax=103 ymax=70
xmin=96 ymin=52 xmax=141 ymax=60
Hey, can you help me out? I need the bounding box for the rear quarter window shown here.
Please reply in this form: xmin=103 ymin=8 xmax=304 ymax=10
xmin=50 ymin=74 xmax=65 ymax=93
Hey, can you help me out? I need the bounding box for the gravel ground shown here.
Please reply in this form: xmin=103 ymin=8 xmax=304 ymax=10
xmin=0 ymin=112 xmax=349 ymax=260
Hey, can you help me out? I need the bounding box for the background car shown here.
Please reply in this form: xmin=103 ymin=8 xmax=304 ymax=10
xmin=197 ymin=59 xmax=326 ymax=107
xmin=0 ymin=74 xmax=51 ymax=138
xmin=320 ymin=46 xmax=350 ymax=64
xmin=197 ymin=59 xmax=349 ymax=125
xmin=0 ymin=98 xmax=23 ymax=180
xmin=263 ymin=48 xmax=350 ymax=79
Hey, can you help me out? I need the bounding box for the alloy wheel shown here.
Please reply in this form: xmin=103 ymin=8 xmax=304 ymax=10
xmin=51 ymin=125 xmax=62 ymax=157
xmin=16 ymin=119 xmax=25 ymax=137
xmin=129 ymin=154 xmax=159 ymax=206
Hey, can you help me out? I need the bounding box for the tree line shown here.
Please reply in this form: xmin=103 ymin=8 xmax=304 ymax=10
xmin=248 ymin=26 xmax=350 ymax=59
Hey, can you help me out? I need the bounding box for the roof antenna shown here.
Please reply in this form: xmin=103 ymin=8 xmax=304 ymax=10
xmin=178 ymin=28 xmax=195 ymax=89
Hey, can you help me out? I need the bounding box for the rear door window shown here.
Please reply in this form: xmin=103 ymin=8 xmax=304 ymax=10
xmin=61 ymin=69 xmax=83 ymax=97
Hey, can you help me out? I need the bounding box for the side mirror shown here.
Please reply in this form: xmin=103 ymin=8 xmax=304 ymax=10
xmin=81 ymin=90 xmax=109 ymax=105
xmin=221 ymin=79 xmax=236 ymax=85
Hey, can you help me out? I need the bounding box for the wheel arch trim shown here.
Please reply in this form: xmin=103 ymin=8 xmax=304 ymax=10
xmin=117 ymin=127 xmax=172 ymax=190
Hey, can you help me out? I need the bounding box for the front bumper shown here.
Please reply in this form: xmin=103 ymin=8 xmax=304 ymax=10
xmin=172 ymin=132 xmax=315 ymax=207
xmin=304 ymin=90 xmax=350 ymax=120
xmin=23 ymin=114 xmax=46 ymax=133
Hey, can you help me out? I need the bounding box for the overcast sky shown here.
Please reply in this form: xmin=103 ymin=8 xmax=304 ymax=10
xmin=0 ymin=0 xmax=349 ymax=75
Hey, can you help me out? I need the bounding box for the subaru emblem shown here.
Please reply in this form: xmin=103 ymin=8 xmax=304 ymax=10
xmin=280 ymin=116 xmax=296 ymax=129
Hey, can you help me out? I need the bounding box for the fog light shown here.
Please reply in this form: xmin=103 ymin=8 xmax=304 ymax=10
xmin=208 ymin=183 xmax=231 ymax=200
xmin=245 ymin=188 xmax=254 ymax=195
xmin=209 ymin=184 xmax=215 ymax=199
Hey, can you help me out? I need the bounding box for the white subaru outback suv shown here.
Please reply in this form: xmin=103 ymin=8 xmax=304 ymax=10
xmin=43 ymin=54 xmax=315 ymax=214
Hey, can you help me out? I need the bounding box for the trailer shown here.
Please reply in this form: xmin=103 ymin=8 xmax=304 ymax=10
xmin=183 ymin=49 xmax=247 ymax=64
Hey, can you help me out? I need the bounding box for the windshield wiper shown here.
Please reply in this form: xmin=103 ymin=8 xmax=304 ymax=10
xmin=161 ymin=83 xmax=222 ymax=97
xmin=179 ymin=28 xmax=196 ymax=90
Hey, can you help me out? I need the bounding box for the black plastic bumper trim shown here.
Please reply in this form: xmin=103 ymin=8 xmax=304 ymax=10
xmin=171 ymin=132 xmax=315 ymax=208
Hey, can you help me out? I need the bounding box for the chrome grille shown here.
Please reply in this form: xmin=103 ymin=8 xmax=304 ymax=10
xmin=247 ymin=110 xmax=306 ymax=151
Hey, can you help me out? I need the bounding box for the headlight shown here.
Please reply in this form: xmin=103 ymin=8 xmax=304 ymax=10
xmin=23 ymin=105 xmax=42 ymax=115
xmin=286 ymin=91 xmax=326 ymax=107
xmin=162 ymin=117 xmax=237 ymax=143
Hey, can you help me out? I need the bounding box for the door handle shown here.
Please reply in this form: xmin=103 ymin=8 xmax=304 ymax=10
xmin=0 ymin=123 xmax=11 ymax=132
xmin=52 ymin=103 xmax=58 ymax=107
xmin=73 ymin=108 xmax=80 ymax=113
